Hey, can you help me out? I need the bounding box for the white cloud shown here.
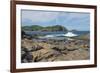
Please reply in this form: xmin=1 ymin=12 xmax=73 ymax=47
xmin=22 ymin=10 xmax=60 ymax=22
xmin=22 ymin=10 xmax=89 ymax=24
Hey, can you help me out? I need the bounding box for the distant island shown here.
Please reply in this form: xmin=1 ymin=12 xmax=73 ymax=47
xmin=22 ymin=25 xmax=68 ymax=32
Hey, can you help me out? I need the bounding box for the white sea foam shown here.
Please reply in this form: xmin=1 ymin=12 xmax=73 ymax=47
xmin=64 ymin=32 xmax=77 ymax=37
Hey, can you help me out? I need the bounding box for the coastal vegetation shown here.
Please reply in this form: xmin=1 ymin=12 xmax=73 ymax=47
xmin=22 ymin=25 xmax=68 ymax=32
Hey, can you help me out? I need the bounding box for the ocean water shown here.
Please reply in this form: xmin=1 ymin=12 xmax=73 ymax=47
xmin=72 ymin=31 xmax=90 ymax=36
xmin=25 ymin=31 xmax=90 ymax=36
xmin=24 ymin=31 xmax=90 ymax=40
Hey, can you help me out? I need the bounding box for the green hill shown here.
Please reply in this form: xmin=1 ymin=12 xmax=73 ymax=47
xmin=22 ymin=25 xmax=68 ymax=32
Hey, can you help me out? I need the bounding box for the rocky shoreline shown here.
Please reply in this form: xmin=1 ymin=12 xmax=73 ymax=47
xmin=21 ymin=36 xmax=90 ymax=63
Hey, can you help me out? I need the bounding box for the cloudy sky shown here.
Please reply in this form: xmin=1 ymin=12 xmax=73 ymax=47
xmin=21 ymin=10 xmax=90 ymax=31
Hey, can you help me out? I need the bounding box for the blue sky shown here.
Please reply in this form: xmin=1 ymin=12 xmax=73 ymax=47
xmin=21 ymin=10 xmax=90 ymax=31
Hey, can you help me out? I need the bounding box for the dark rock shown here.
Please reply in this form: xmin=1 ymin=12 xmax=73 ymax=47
xmin=52 ymin=47 xmax=61 ymax=52
xmin=31 ymin=45 xmax=44 ymax=51
xmin=21 ymin=48 xmax=33 ymax=63
xmin=25 ymin=52 xmax=33 ymax=62
xmin=21 ymin=30 xmax=26 ymax=39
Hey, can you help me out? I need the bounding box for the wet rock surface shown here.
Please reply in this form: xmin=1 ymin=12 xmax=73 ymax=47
xmin=21 ymin=38 xmax=90 ymax=63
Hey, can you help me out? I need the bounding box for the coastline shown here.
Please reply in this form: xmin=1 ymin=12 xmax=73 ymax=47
xmin=21 ymin=32 xmax=90 ymax=63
